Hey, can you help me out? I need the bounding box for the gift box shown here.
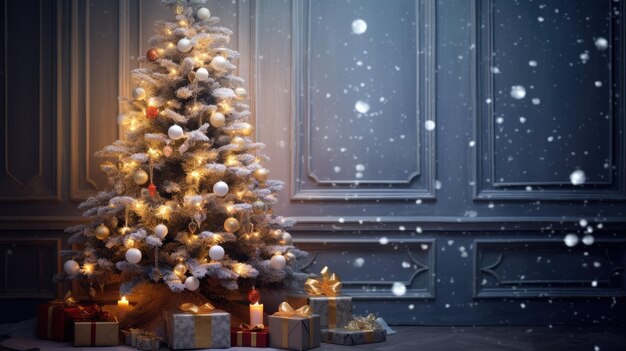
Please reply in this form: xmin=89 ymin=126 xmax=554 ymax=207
xmin=287 ymin=266 xmax=352 ymax=329
xmin=268 ymin=302 xmax=321 ymax=351
xmin=37 ymin=302 xmax=81 ymax=341
xmin=287 ymin=295 xmax=352 ymax=329
xmin=164 ymin=303 xmax=231 ymax=349
xmin=73 ymin=319 xmax=119 ymax=346
xmin=136 ymin=333 xmax=161 ymax=350
xmin=321 ymin=328 xmax=386 ymax=345
xmin=231 ymin=325 xmax=269 ymax=347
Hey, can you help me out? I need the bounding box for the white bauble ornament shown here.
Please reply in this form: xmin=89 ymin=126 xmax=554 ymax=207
xmin=235 ymin=87 xmax=248 ymax=99
xmin=117 ymin=113 xmax=128 ymax=125
xmin=184 ymin=276 xmax=200 ymax=291
xmin=154 ymin=223 xmax=168 ymax=239
xmin=133 ymin=169 xmax=149 ymax=185
xmin=196 ymin=67 xmax=209 ymax=81
xmin=209 ymin=245 xmax=225 ymax=260
xmin=168 ymin=124 xmax=184 ymax=140
xmin=281 ymin=232 xmax=293 ymax=245
xmin=64 ymin=260 xmax=80 ymax=275
xmin=177 ymin=38 xmax=193 ymax=53
xmin=270 ymin=254 xmax=287 ymax=270
xmin=132 ymin=87 xmax=146 ymax=100
xmin=125 ymin=248 xmax=142 ymax=264
xmin=213 ymin=181 xmax=229 ymax=197
xmin=210 ymin=112 xmax=225 ymax=128
xmin=197 ymin=7 xmax=211 ymax=20
xmin=210 ymin=56 xmax=229 ymax=71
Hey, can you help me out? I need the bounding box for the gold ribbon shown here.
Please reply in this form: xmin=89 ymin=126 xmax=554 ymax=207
xmin=239 ymin=323 xmax=265 ymax=331
xmin=179 ymin=302 xmax=216 ymax=314
xmin=344 ymin=313 xmax=382 ymax=331
xmin=304 ymin=266 xmax=342 ymax=297
xmin=194 ymin=314 xmax=212 ymax=348
xmin=273 ymin=302 xmax=312 ymax=317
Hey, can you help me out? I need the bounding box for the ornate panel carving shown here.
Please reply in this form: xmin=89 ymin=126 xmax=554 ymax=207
xmin=0 ymin=238 xmax=60 ymax=299
xmin=474 ymin=239 xmax=626 ymax=298
xmin=296 ymin=237 xmax=435 ymax=299
xmin=473 ymin=0 xmax=626 ymax=200
xmin=70 ymin=0 xmax=120 ymax=200
xmin=0 ymin=0 xmax=60 ymax=201
xmin=291 ymin=0 xmax=436 ymax=200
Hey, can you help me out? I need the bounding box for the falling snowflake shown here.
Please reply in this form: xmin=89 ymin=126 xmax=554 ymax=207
xmin=594 ymin=37 xmax=608 ymax=50
xmin=351 ymin=19 xmax=367 ymax=35
xmin=531 ymin=98 xmax=541 ymax=105
xmin=528 ymin=60 xmax=538 ymax=67
xmin=595 ymin=81 xmax=603 ymax=87
xmin=582 ymin=235 xmax=594 ymax=246
xmin=564 ymin=233 xmax=579 ymax=247
xmin=379 ymin=237 xmax=389 ymax=245
xmin=391 ymin=282 xmax=407 ymax=296
xmin=425 ymin=120 xmax=436 ymax=131
xmin=355 ymin=100 xmax=370 ymax=113
xmin=569 ymin=170 xmax=586 ymax=185
xmin=353 ymin=257 xmax=365 ymax=268
xmin=510 ymin=85 xmax=527 ymax=99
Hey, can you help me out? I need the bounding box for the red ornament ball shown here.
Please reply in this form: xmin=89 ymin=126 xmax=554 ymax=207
xmin=148 ymin=183 xmax=157 ymax=197
xmin=247 ymin=288 xmax=261 ymax=304
xmin=146 ymin=48 xmax=158 ymax=62
xmin=146 ymin=106 xmax=159 ymax=120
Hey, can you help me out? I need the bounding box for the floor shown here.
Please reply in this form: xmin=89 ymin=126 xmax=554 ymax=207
xmin=2 ymin=325 xmax=626 ymax=351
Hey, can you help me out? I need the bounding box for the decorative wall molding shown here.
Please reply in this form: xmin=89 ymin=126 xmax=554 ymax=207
xmin=471 ymin=0 xmax=626 ymax=201
xmin=290 ymin=0 xmax=437 ymax=200
xmin=296 ymin=237 xmax=435 ymax=299
xmin=0 ymin=237 xmax=61 ymax=299
xmin=0 ymin=0 xmax=60 ymax=202
xmin=473 ymin=239 xmax=626 ymax=298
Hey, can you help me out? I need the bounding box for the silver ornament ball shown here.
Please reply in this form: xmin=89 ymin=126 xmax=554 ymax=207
xmin=168 ymin=124 xmax=184 ymax=140
xmin=184 ymin=276 xmax=200 ymax=291
xmin=177 ymin=38 xmax=193 ymax=53
xmin=132 ymin=87 xmax=146 ymax=100
xmin=64 ymin=260 xmax=81 ymax=275
xmin=209 ymin=245 xmax=225 ymax=260
xmin=210 ymin=55 xmax=229 ymax=71
xmin=196 ymin=67 xmax=209 ymax=81
xmin=270 ymin=254 xmax=287 ymax=270
xmin=154 ymin=223 xmax=168 ymax=239
xmin=197 ymin=7 xmax=211 ymax=20
xmin=125 ymin=248 xmax=142 ymax=264
xmin=210 ymin=112 xmax=225 ymax=128
xmin=213 ymin=181 xmax=229 ymax=197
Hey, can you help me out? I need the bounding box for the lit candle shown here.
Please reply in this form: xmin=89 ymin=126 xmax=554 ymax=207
xmin=118 ymin=296 xmax=130 ymax=320
xmin=250 ymin=302 xmax=264 ymax=326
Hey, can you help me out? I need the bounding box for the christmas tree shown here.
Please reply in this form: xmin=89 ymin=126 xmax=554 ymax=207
xmin=58 ymin=0 xmax=306 ymax=302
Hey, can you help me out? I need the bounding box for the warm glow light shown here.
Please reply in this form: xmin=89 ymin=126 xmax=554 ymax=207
xmin=225 ymin=156 xmax=238 ymax=167
xmin=226 ymin=204 xmax=234 ymax=213
xmin=120 ymin=226 xmax=130 ymax=235
xmin=213 ymin=234 xmax=221 ymax=243
xmin=147 ymin=98 xmax=157 ymax=107
xmin=218 ymin=101 xmax=231 ymax=113
xmin=148 ymin=148 xmax=160 ymax=158
xmin=157 ymin=48 xmax=165 ymax=54
xmin=121 ymin=296 xmax=128 ymax=302
xmin=129 ymin=119 xmax=138 ymax=131
xmin=190 ymin=171 xmax=200 ymax=179
xmin=157 ymin=205 xmax=171 ymax=218
xmin=167 ymin=42 xmax=174 ymax=48
xmin=125 ymin=238 xmax=135 ymax=248
xmin=83 ymin=263 xmax=94 ymax=274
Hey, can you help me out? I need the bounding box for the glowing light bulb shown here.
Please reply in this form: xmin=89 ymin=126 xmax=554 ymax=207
xmin=191 ymin=171 xmax=200 ymax=179
xmin=83 ymin=263 xmax=94 ymax=274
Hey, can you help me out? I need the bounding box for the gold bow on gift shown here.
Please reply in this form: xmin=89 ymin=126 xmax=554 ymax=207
xmin=304 ymin=266 xmax=342 ymax=297
xmin=345 ymin=314 xmax=383 ymax=331
xmin=179 ymin=302 xmax=216 ymax=314
xmin=238 ymin=323 xmax=266 ymax=331
xmin=51 ymin=291 xmax=78 ymax=306
xmin=273 ymin=302 xmax=312 ymax=317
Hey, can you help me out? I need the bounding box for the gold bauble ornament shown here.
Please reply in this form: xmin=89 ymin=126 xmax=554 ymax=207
xmin=241 ymin=123 xmax=253 ymax=136
xmin=224 ymin=217 xmax=241 ymax=233
xmin=235 ymin=87 xmax=248 ymax=100
xmin=132 ymin=169 xmax=149 ymax=185
xmin=231 ymin=136 xmax=246 ymax=150
xmin=284 ymin=252 xmax=296 ymax=264
xmin=94 ymin=224 xmax=110 ymax=240
xmin=253 ymin=168 xmax=270 ymax=182
xmin=173 ymin=263 xmax=187 ymax=277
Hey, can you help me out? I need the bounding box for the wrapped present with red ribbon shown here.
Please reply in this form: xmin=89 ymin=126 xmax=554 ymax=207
xmin=73 ymin=304 xmax=119 ymax=347
xmin=231 ymin=324 xmax=269 ymax=347
xmin=36 ymin=291 xmax=83 ymax=341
